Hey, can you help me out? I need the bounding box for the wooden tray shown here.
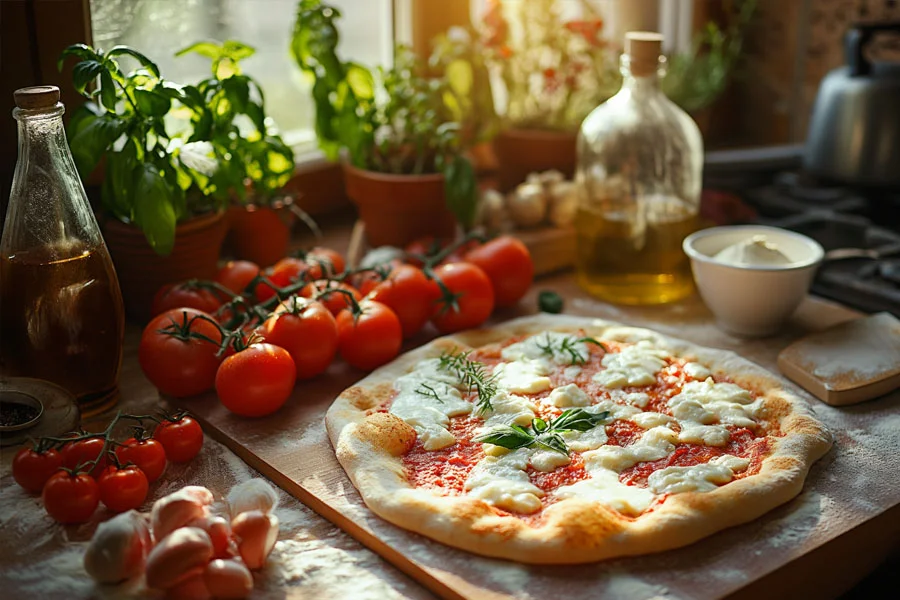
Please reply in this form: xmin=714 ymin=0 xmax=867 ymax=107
xmin=176 ymin=279 xmax=900 ymax=600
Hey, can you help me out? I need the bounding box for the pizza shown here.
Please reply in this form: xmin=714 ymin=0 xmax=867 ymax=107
xmin=325 ymin=315 xmax=832 ymax=563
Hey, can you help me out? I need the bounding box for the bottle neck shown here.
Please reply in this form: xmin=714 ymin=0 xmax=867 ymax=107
xmin=619 ymin=54 xmax=665 ymax=97
xmin=14 ymin=105 xmax=68 ymax=172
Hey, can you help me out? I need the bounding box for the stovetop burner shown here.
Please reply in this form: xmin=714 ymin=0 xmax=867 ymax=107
xmin=704 ymin=145 xmax=900 ymax=316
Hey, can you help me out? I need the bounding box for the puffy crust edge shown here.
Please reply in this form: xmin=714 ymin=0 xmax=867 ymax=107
xmin=325 ymin=314 xmax=833 ymax=564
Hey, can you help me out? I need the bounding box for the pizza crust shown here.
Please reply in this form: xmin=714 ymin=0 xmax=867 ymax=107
xmin=325 ymin=315 xmax=833 ymax=563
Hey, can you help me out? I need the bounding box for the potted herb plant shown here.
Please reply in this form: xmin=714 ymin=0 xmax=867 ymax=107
xmin=174 ymin=40 xmax=298 ymax=267
xmin=291 ymin=0 xmax=480 ymax=248
xmin=477 ymin=0 xmax=619 ymax=191
xmin=59 ymin=43 xmax=230 ymax=319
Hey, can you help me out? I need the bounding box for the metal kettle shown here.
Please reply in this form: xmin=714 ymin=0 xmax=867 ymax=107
xmin=804 ymin=22 xmax=900 ymax=188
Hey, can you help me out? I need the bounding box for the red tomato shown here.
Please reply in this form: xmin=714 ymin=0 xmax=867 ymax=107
xmin=215 ymin=260 xmax=260 ymax=294
xmin=261 ymin=298 xmax=338 ymax=379
xmin=98 ymin=465 xmax=149 ymax=513
xmin=464 ymin=236 xmax=534 ymax=307
xmin=61 ymin=437 xmax=107 ymax=477
xmin=12 ymin=447 xmax=63 ymax=493
xmin=154 ymin=416 xmax=204 ymax=463
xmin=42 ymin=470 xmax=100 ymax=524
xmin=115 ymin=438 xmax=166 ymax=483
xmin=368 ymin=265 xmax=440 ymax=338
xmin=151 ymin=282 xmax=223 ymax=317
xmin=255 ymin=257 xmax=306 ymax=302
xmin=404 ymin=236 xmax=450 ymax=266
xmin=304 ymin=247 xmax=346 ymax=279
xmin=300 ymin=281 xmax=361 ymax=316
xmin=138 ymin=308 xmax=224 ymax=397
xmin=354 ymin=267 xmax=394 ymax=297
xmin=215 ymin=344 xmax=297 ymax=417
xmin=430 ymin=262 xmax=495 ymax=334
xmin=336 ymin=301 xmax=403 ymax=371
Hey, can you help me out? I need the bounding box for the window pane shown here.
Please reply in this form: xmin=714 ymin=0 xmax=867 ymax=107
xmin=90 ymin=0 xmax=393 ymax=148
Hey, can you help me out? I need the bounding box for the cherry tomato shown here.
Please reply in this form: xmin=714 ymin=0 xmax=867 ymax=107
xmin=61 ymin=437 xmax=108 ymax=477
xmin=261 ymin=297 xmax=338 ymax=379
xmin=404 ymin=236 xmax=450 ymax=267
xmin=154 ymin=416 xmax=204 ymax=463
xmin=368 ymin=265 xmax=440 ymax=338
xmin=300 ymin=280 xmax=361 ymax=316
xmin=254 ymin=257 xmax=306 ymax=302
xmin=430 ymin=262 xmax=495 ymax=334
xmin=151 ymin=282 xmax=222 ymax=317
xmin=139 ymin=308 xmax=224 ymax=397
xmin=303 ymin=247 xmax=346 ymax=279
xmin=115 ymin=437 xmax=167 ymax=483
xmin=464 ymin=236 xmax=534 ymax=307
xmin=12 ymin=447 xmax=63 ymax=493
xmin=336 ymin=300 xmax=403 ymax=371
xmin=42 ymin=470 xmax=100 ymax=524
xmin=98 ymin=465 xmax=149 ymax=513
xmin=215 ymin=260 xmax=260 ymax=294
xmin=354 ymin=268 xmax=394 ymax=297
xmin=215 ymin=344 xmax=297 ymax=417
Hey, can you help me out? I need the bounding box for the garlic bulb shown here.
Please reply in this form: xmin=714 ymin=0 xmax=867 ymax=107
xmin=507 ymin=182 xmax=547 ymax=228
xmin=145 ymin=527 xmax=214 ymax=590
xmin=477 ymin=188 xmax=509 ymax=233
xmin=83 ymin=510 xmax=152 ymax=583
xmin=151 ymin=486 xmax=213 ymax=542
xmin=548 ymin=181 xmax=578 ymax=227
xmin=227 ymin=478 xmax=279 ymax=518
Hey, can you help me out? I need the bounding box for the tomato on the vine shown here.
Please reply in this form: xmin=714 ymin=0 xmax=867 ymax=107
xmin=254 ymin=257 xmax=305 ymax=302
xmin=304 ymin=247 xmax=346 ymax=279
xmin=12 ymin=447 xmax=63 ymax=493
xmin=139 ymin=308 xmax=224 ymax=397
xmin=215 ymin=260 xmax=260 ymax=294
xmin=404 ymin=236 xmax=450 ymax=266
xmin=261 ymin=298 xmax=338 ymax=379
xmin=336 ymin=300 xmax=403 ymax=371
xmin=98 ymin=465 xmax=149 ymax=513
xmin=368 ymin=265 xmax=440 ymax=338
xmin=154 ymin=416 xmax=204 ymax=463
xmin=115 ymin=437 xmax=166 ymax=482
xmin=215 ymin=344 xmax=297 ymax=417
xmin=430 ymin=262 xmax=495 ymax=334
xmin=61 ymin=437 xmax=107 ymax=477
xmin=42 ymin=470 xmax=100 ymax=524
xmin=151 ymin=282 xmax=222 ymax=317
xmin=464 ymin=236 xmax=534 ymax=307
xmin=300 ymin=280 xmax=361 ymax=316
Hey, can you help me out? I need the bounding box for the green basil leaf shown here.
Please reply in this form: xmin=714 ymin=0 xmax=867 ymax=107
xmin=222 ymin=40 xmax=256 ymax=61
xmin=442 ymin=154 xmax=477 ymax=230
xmin=175 ymin=41 xmax=221 ymax=60
xmin=133 ymin=88 xmax=171 ymax=117
xmin=132 ymin=163 xmax=177 ymax=256
xmin=71 ymin=60 xmax=106 ymax=96
xmin=473 ymin=425 xmax=534 ymax=450
xmin=101 ymin=140 xmax=137 ymax=219
xmin=346 ymin=63 xmax=374 ymax=100
xmin=222 ymin=75 xmax=250 ymax=114
xmin=538 ymin=290 xmax=564 ymax=314
xmin=68 ymin=115 xmax=125 ymax=177
xmin=550 ymin=409 xmax=610 ymax=433
xmin=58 ymin=44 xmax=101 ymax=71
xmin=534 ymin=433 xmax=569 ymax=456
xmin=532 ymin=417 xmax=548 ymax=433
xmin=105 ymin=46 xmax=160 ymax=78
xmin=99 ymin=70 xmax=117 ymax=112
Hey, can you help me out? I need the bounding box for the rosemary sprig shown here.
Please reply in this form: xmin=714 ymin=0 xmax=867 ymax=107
xmin=437 ymin=350 xmax=497 ymax=413
xmin=473 ymin=408 xmax=610 ymax=456
xmin=535 ymin=334 xmax=607 ymax=365
xmin=415 ymin=383 xmax=443 ymax=404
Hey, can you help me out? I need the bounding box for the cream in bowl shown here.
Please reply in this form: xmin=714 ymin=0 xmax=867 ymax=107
xmin=683 ymin=226 xmax=825 ymax=337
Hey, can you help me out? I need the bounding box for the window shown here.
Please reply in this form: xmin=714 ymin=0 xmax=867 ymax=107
xmin=89 ymin=0 xmax=395 ymax=153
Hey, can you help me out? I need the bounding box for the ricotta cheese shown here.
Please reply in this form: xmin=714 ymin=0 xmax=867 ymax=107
xmin=492 ymin=360 xmax=552 ymax=395
xmin=712 ymin=235 xmax=793 ymax=266
xmin=593 ymin=341 xmax=668 ymax=388
xmin=464 ymin=448 xmax=544 ymax=513
xmin=647 ymin=454 xmax=750 ymax=494
xmin=390 ymin=358 xmax=473 ymax=450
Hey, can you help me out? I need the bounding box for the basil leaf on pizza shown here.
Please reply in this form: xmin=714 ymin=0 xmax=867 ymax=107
xmin=326 ymin=315 xmax=832 ymax=564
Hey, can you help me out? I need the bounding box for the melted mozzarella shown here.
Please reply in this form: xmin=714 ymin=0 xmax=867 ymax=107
xmin=531 ymin=449 xmax=572 ymax=472
xmin=391 ymin=358 xmax=473 ymax=450
xmin=647 ymin=455 xmax=750 ymax=494
xmin=492 ymin=360 xmax=552 ymax=394
xmin=547 ymin=383 xmax=590 ymax=408
xmin=583 ymin=426 xmax=677 ymax=472
xmin=501 ymin=332 xmax=590 ymax=365
xmin=464 ymin=448 xmax=544 ymax=513
xmin=630 ymin=412 xmax=676 ymax=429
xmin=563 ymin=365 xmax=583 ymax=381
xmin=554 ymin=470 xmax=654 ymax=516
xmin=561 ymin=426 xmax=608 ymax=452
xmin=480 ymin=389 xmax=537 ymax=430
xmin=684 ymin=362 xmax=711 ymax=380
xmin=593 ymin=341 xmax=668 ymax=388
xmin=669 ymin=377 xmax=760 ymax=428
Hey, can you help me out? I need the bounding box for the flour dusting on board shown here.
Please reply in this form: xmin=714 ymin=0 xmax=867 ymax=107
xmin=0 ymin=436 xmax=426 ymax=599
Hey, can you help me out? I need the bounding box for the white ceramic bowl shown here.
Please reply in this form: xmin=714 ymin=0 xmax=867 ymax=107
xmin=683 ymin=225 xmax=824 ymax=337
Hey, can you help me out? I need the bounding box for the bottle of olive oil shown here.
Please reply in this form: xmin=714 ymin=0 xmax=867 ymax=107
xmin=0 ymin=86 xmax=125 ymax=417
xmin=575 ymin=32 xmax=702 ymax=305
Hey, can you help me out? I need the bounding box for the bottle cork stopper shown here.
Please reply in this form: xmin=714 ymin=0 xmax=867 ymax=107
xmin=625 ymin=32 xmax=663 ymax=77
xmin=14 ymin=86 xmax=61 ymax=109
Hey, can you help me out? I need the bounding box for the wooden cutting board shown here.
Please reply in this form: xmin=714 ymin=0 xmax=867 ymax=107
xmin=175 ymin=278 xmax=900 ymax=600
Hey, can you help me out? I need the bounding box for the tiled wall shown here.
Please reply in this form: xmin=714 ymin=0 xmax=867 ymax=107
xmin=737 ymin=0 xmax=900 ymax=145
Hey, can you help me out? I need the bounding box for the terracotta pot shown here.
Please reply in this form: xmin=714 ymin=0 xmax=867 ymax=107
xmin=224 ymin=199 xmax=297 ymax=268
xmin=102 ymin=212 xmax=228 ymax=322
xmin=342 ymin=163 xmax=457 ymax=248
xmin=492 ymin=128 xmax=578 ymax=192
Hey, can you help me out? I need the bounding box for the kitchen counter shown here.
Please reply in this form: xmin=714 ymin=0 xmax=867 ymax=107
xmin=1 ymin=225 xmax=897 ymax=599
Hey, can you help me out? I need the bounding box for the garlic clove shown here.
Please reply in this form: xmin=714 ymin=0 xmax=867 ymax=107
xmin=151 ymin=487 xmax=213 ymax=542
xmin=204 ymin=559 xmax=254 ymax=599
xmin=145 ymin=527 xmax=214 ymax=590
xmin=226 ymin=478 xmax=278 ymax=518
xmin=186 ymin=514 xmax=235 ymax=559
xmin=83 ymin=510 xmax=152 ymax=583
xmin=231 ymin=510 xmax=279 ymax=570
